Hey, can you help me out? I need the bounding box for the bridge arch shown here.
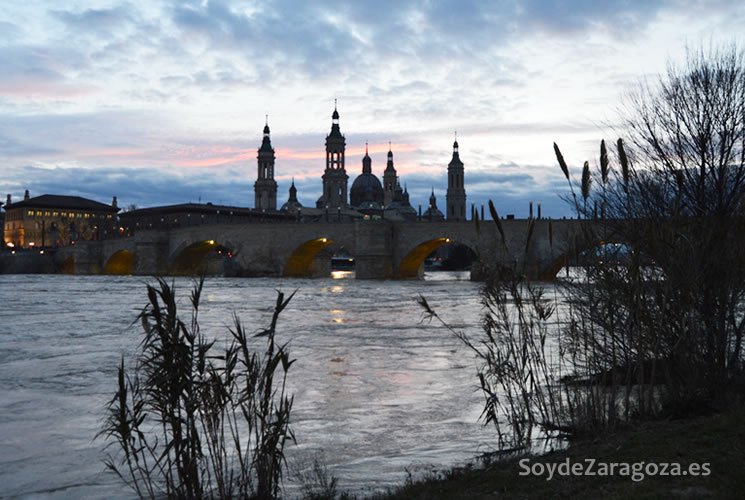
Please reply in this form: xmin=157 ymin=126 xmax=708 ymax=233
xmin=396 ymin=237 xmax=477 ymax=279
xmin=170 ymin=239 xmax=236 ymax=276
xmin=104 ymin=250 xmax=135 ymax=275
xmin=539 ymin=237 xmax=631 ymax=280
xmin=283 ymin=237 xmax=336 ymax=278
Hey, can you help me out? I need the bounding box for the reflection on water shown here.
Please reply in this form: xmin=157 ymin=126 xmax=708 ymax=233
xmin=331 ymin=270 xmax=355 ymax=279
xmin=0 ymin=273 xmax=495 ymax=498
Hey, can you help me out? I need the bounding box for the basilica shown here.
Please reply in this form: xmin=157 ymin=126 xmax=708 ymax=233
xmin=253 ymin=105 xmax=466 ymax=222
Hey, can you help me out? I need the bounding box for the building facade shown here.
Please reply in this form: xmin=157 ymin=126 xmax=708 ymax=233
xmin=3 ymin=191 xmax=119 ymax=248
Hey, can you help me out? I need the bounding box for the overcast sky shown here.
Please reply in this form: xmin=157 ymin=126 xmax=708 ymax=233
xmin=1 ymin=0 xmax=743 ymax=217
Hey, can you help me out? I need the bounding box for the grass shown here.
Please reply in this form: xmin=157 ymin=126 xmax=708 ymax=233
xmin=380 ymin=404 xmax=745 ymax=499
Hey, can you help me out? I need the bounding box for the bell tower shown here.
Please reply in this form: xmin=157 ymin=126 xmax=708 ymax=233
xmin=254 ymin=117 xmax=278 ymax=210
xmin=446 ymin=134 xmax=466 ymax=221
xmin=383 ymin=142 xmax=397 ymax=207
xmin=318 ymin=101 xmax=348 ymax=209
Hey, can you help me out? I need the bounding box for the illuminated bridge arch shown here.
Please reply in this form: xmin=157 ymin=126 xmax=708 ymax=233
xmin=104 ymin=250 xmax=135 ymax=275
xmin=396 ymin=237 xmax=477 ymax=278
xmin=283 ymin=237 xmax=336 ymax=278
xmin=170 ymin=239 xmax=235 ymax=276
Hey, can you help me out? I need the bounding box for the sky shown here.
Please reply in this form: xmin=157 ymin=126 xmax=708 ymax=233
xmin=1 ymin=1 xmax=743 ymax=218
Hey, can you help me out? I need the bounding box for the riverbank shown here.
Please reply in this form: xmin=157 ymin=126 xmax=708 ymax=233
xmin=381 ymin=405 xmax=744 ymax=499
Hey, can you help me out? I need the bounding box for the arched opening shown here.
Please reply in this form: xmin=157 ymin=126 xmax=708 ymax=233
xmin=425 ymin=241 xmax=478 ymax=272
xmin=60 ymin=257 xmax=75 ymax=274
xmin=283 ymin=238 xmax=337 ymax=278
xmin=104 ymin=250 xmax=135 ymax=275
xmin=171 ymin=240 xmax=234 ymax=276
xmin=398 ymin=238 xmax=477 ymax=279
xmin=330 ymin=244 xmax=355 ymax=279
xmin=541 ymin=240 xmax=635 ymax=281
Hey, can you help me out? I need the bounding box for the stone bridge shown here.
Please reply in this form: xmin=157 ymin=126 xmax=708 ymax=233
xmin=55 ymin=218 xmax=594 ymax=280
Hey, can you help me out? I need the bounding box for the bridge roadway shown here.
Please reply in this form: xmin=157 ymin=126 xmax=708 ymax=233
xmin=56 ymin=218 xmax=588 ymax=280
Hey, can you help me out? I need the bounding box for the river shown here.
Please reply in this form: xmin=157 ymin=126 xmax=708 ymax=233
xmin=0 ymin=272 xmax=504 ymax=498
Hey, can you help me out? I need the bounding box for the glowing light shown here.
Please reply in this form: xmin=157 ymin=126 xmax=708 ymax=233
xmin=209 ymin=240 xmax=215 ymax=245
xmin=322 ymin=238 xmax=327 ymax=242
xmin=40 ymin=250 xmax=44 ymax=254
xmin=29 ymin=242 xmax=35 ymax=247
xmin=7 ymin=242 xmax=14 ymax=248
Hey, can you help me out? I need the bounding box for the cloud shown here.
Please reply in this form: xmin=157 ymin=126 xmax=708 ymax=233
xmin=0 ymin=44 xmax=97 ymax=98
xmin=4 ymin=165 xmax=252 ymax=209
xmin=1 ymin=0 xmax=744 ymax=223
xmin=51 ymin=5 xmax=136 ymax=36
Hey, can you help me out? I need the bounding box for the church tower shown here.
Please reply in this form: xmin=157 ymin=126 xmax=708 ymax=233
xmin=446 ymin=135 xmax=466 ymax=221
xmin=317 ymin=102 xmax=348 ymax=209
xmin=383 ymin=143 xmax=397 ymax=207
xmin=254 ymin=119 xmax=278 ymax=210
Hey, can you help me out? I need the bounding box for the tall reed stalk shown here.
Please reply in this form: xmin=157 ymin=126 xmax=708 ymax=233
xmin=99 ymin=277 xmax=295 ymax=499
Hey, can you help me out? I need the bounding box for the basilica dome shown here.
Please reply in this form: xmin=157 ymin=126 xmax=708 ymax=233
xmin=350 ymin=147 xmax=384 ymax=208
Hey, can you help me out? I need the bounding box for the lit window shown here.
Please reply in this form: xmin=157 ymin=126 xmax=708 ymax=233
xmin=27 ymin=210 xmax=34 ymax=216
xmin=36 ymin=211 xmax=42 ymax=216
xmin=44 ymin=211 xmax=50 ymax=216
xmin=84 ymin=213 xmax=90 ymax=218
xmin=53 ymin=212 xmax=58 ymax=217
xmin=107 ymin=215 xmax=112 ymax=219
xmin=61 ymin=212 xmax=67 ymax=217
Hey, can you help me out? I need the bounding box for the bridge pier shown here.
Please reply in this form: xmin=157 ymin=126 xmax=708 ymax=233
xmin=353 ymin=222 xmax=393 ymax=279
xmin=134 ymin=237 xmax=169 ymax=274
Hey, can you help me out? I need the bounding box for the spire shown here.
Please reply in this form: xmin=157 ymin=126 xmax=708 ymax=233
xmin=362 ymin=143 xmax=372 ymax=174
xmin=329 ymin=101 xmax=342 ymax=137
xmin=259 ymin=118 xmax=273 ymax=153
xmin=289 ymin=177 xmax=298 ymax=202
xmin=453 ymin=130 xmax=458 ymax=152
xmin=385 ymin=143 xmax=395 ymax=173
xmin=430 ymin=188 xmax=437 ymax=207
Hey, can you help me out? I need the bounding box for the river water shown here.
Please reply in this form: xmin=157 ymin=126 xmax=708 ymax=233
xmin=0 ymin=272 xmax=503 ymax=498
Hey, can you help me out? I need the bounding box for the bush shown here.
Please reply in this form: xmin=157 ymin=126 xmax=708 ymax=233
xmin=99 ymin=277 xmax=295 ymax=499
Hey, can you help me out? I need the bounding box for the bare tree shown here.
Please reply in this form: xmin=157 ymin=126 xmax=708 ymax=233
xmin=557 ymin=43 xmax=745 ymax=417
